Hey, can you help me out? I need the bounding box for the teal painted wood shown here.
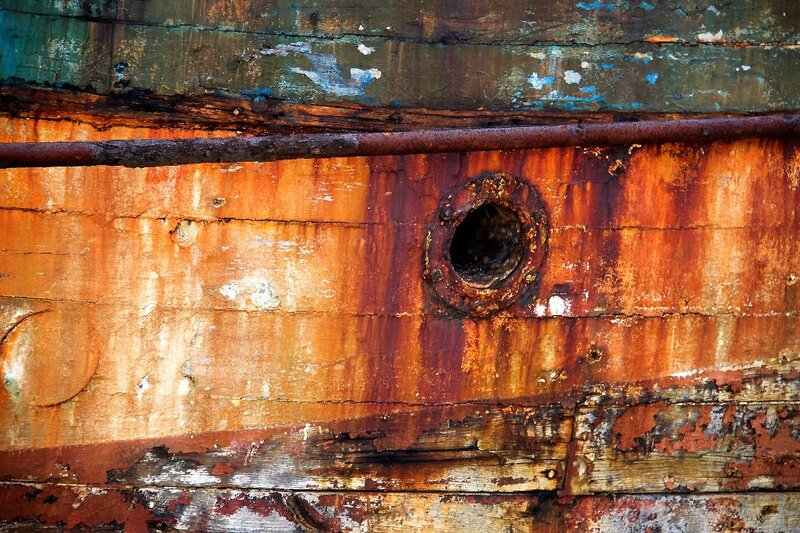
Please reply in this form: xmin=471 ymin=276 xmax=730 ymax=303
xmin=1 ymin=4 xmax=799 ymax=113
xmin=5 ymin=0 xmax=799 ymax=45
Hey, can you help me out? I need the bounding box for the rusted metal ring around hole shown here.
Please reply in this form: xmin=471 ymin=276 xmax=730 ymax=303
xmin=424 ymin=172 xmax=549 ymax=316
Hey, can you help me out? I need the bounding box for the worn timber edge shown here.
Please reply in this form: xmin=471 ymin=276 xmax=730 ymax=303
xmin=0 ymin=84 xmax=785 ymax=136
xmin=1 ymin=113 xmax=798 ymax=168
xmin=1 ymin=355 xmax=798 ymax=490
xmin=1 ymin=355 xmax=799 ymax=529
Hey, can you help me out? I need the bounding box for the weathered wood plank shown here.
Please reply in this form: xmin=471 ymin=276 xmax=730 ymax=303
xmin=2 ymin=210 xmax=798 ymax=317
xmin=2 ymin=486 xmax=800 ymax=531
xmin=0 ymin=85 xmax=769 ymax=135
xmin=567 ymin=359 xmax=800 ymax=495
xmin=6 ymin=0 xmax=799 ymax=46
xmin=0 ymin=405 xmax=570 ymax=493
xmin=1 ymin=115 xmax=799 ymax=448
xmin=3 ymin=118 xmax=799 ymax=232
xmin=2 ymin=9 xmax=799 ymax=112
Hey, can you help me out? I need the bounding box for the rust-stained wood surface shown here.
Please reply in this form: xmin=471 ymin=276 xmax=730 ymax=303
xmin=1 ymin=114 xmax=800 ymax=529
xmin=2 ymin=1 xmax=800 ymax=531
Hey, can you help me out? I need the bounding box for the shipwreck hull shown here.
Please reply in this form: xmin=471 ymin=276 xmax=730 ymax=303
xmin=1 ymin=116 xmax=799 ymax=530
xmin=2 ymin=1 xmax=800 ymax=531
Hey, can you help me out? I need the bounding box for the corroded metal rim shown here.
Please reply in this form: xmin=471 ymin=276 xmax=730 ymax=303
xmin=424 ymin=173 xmax=549 ymax=317
xmin=0 ymin=114 xmax=797 ymax=168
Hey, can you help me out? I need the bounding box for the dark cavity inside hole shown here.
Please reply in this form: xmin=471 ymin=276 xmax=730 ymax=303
xmin=449 ymin=202 xmax=525 ymax=287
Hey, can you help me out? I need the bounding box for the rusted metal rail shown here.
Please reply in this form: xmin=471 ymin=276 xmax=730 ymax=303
xmin=0 ymin=114 xmax=798 ymax=168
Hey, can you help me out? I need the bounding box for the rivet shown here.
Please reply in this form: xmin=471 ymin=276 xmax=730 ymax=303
xmin=430 ymin=269 xmax=443 ymax=283
xmin=787 ymin=274 xmax=798 ymax=286
xmin=440 ymin=206 xmax=453 ymax=221
xmin=523 ymin=271 xmax=537 ymax=284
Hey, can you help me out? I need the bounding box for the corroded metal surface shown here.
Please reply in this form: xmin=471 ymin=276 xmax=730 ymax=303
xmin=1 ymin=114 xmax=798 ymax=168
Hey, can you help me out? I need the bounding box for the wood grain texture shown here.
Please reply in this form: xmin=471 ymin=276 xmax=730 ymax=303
xmin=1 ymin=4 xmax=799 ymax=113
xmin=1 ymin=116 xmax=799 ymax=454
xmin=3 ymin=485 xmax=800 ymax=532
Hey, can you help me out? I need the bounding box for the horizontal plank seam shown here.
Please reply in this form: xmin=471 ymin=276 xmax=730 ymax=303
xmin=2 ymin=480 xmax=799 ymax=498
xmin=1 ymin=206 xmax=790 ymax=233
xmin=0 ymin=296 xmax=796 ymax=320
xmin=4 ymin=8 xmax=797 ymax=49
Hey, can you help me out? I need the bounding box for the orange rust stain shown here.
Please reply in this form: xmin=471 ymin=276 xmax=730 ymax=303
xmin=612 ymin=403 xmax=665 ymax=452
xmin=644 ymin=34 xmax=680 ymax=43
xmin=651 ymin=406 xmax=716 ymax=455
xmin=0 ymin=116 xmax=799 ymax=449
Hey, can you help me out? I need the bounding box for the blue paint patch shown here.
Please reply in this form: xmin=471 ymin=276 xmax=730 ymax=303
xmin=626 ymin=54 xmax=652 ymax=64
xmin=601 ymin=63 xmax=615 ymax=70
xmin=528 ymin=73 xmax=555 ymax=90
xmin=269 ymin=44 xmax=383 ymax=98
xmin=576 ymin=1 xmax=624 ymax=11
xmin=639 ymin=1 xmax=655 ymax=11
xmin=539 ymin=90 xmax=606 ymax=111
xmin=607 ymin=102 xmax=649 ymax=110
xmin=580 ymin=86 xmax=597 ymax=93
xmin=646 ymin=73 xmax=659 ymax=85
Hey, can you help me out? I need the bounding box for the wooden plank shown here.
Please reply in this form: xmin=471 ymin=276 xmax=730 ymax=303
xmin=1 ymin=115 xmax=799 ymax=448
xmin=0 ymin=405 xmax=570 ymax=493
xmin=2 ymin=210 xmax=798 ymax=316
xmin=2 ymin=486 xmax=800 ymax=531
xmin=1 ymin=294 xmax=799 ymax=448
xmin=3 ymin=118 xmax=799 ymax=232
xmin=568 ymin=358 xmax=800 ymax=495
xmin=1 ymin=9 xmax=799 ymax=113
xmin=6 ymin=0 xmax=798 ymax=46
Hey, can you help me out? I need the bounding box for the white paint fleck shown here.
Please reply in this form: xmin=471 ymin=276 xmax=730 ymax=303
xmin=249 ymin=281 xmax=281 ymax=310
xmin=218 ymin=283 xmax=240 ymax=302
xmin=357 ymin=43 xmax=375 ymax=55
xmin=358 ymin=24 xmax=364 ymax=30
xmin=697 ymin=29 xmax=724 ymax=43
xmin=534 ymin=302 xmax=547 ymax=317
xmin=548 ymin=295 xmax=571 ymax=317
xmin=528 ymin=72 xmax=552 ymax=89
xmin=136 ymin=375 xmax=150 ymax=400
xmin=259 ymin=42 xmax=311 ymax=57
xmin=580 ymin=61 xmax=591 ymax=69
xmin=139 ymin=459 xmax=221 ymax=486
xmin=351 ymin=67 xmax=381 ymax=82
xmin=706 ymin=5 xmax=721 ymax=15
xmin=741 ymin=65 xmax=751 ymax=71
xmin=563 ymin=70 xmax=582 ymax=84
xmin=671 ymin=368 xmax=701 ymax=378
xmin=216 ymin=276 xmax=281 ymax=311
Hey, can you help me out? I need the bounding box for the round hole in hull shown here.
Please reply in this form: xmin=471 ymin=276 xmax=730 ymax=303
xmin=448 ymin=202 xmax=525 ymax=287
